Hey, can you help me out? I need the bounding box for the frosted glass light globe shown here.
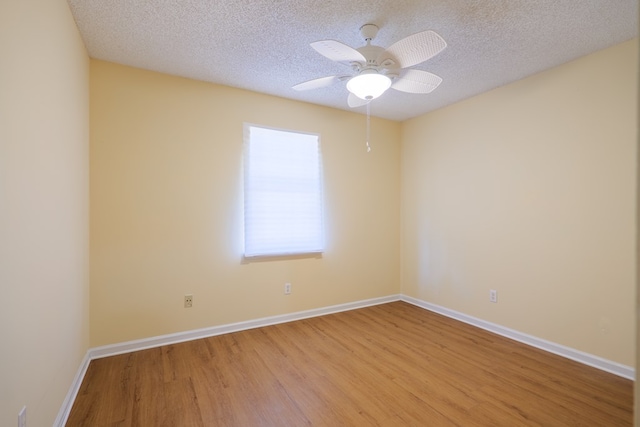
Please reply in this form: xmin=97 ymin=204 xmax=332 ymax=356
xmin=346 ymin=72 xmax=392 ymax=100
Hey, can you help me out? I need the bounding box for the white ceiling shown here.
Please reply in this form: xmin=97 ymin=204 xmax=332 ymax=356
xmin=67 ymin=0 xmax=638 ymax=121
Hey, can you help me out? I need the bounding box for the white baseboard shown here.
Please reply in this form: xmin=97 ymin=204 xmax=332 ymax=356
xmin=53 ymin=352 xmax=91 ymax=427
xmin=401 ymin=295 xmax=635 ymax=380
xmin=90 ymin=294 xmax=401 ymax=360
xmin=56 ymin=292 xmax=634 ymax=425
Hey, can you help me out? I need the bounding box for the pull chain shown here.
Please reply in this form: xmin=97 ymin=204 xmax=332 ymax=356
xmin=366 ymin=102 xmax=371 ymax=152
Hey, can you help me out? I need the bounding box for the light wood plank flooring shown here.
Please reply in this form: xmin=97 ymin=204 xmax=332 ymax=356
xmin=66 ymin=301 xmax=632 ymax=426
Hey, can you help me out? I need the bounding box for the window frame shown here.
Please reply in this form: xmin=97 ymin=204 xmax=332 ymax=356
xmin=242 ymin=123 xmax=325 ymax=259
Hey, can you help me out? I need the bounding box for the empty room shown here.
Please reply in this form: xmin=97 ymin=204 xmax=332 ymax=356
xmin=1 ymin=0 xmax=638 ymax=426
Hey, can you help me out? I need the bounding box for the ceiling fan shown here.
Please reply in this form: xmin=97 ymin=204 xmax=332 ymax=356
xmin=293 ymin=24 xmax=447 ymax=108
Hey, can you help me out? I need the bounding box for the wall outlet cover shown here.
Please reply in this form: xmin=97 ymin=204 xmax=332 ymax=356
xmin=489 ymin=290 xmax=497 ymax=303
xmin=184 ymin=294 xmax=193 ymax=308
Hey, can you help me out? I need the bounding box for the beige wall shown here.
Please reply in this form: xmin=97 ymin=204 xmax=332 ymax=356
xmin=401 ymin=39 xmax=637 ymax=366
xmin=90 ymin=60 xmax=401 ymax=346
xmin=0 ymin=0 xmax=90 ymax=426
xmin=636 ymin=18 xmax=639 ymax=427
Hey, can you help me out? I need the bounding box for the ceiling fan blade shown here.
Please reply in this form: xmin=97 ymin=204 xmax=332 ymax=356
xmin=347 ymin=93 xmax=371 ymax=108
xmin=292 ymin=76 xmax=342 ymax=91
xmin=311 ymin=40 xmax=366 ymax=65
xmin=378 ymin=30 xmax=446 ymax=69
xmin=391 ymin=69 xmax=443 ymax=94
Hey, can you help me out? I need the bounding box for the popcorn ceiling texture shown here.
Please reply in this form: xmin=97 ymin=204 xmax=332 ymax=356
xmin=67 ymin=0 xmax=637 ymax=121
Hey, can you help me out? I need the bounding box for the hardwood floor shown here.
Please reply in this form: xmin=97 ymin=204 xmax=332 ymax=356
xmin=66 ymin=302 xmax=632 ymax=426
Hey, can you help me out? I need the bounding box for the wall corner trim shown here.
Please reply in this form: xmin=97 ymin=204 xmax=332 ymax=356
xmin=53 ymin=352 xmax=92 ymax=427
xmin=401 ymin=295 xmax=635 ymax=380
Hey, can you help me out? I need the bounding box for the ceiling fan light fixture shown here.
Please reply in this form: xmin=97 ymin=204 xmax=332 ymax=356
xmin=346 ymin=71 xmax=392 ymax=100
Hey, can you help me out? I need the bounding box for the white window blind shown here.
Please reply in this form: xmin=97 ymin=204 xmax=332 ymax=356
xmin=243 ymin=125 xmax=324 ymax=258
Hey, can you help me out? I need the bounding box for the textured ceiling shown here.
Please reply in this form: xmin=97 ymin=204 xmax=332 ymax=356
xmin=67 ymin=0 xmax=638 ymax=121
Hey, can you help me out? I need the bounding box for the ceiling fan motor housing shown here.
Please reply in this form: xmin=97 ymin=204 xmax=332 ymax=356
xmin=355 ymin=44 xmax=386 ymax=70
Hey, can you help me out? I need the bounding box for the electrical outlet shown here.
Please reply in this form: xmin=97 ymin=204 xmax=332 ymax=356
xmin=184 ymin=294 xmax=193 ymax=308
xmin=18 ymin=406 xmax=26 ymax=427
xmin=489 ymin=290 xmax=497 ymax=303
xmin=284 ymin=283 xmax=291 ymax=295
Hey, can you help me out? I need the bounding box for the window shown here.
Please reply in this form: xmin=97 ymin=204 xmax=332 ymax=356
xmin=243 ymin=124 xmax=324 ymax=258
